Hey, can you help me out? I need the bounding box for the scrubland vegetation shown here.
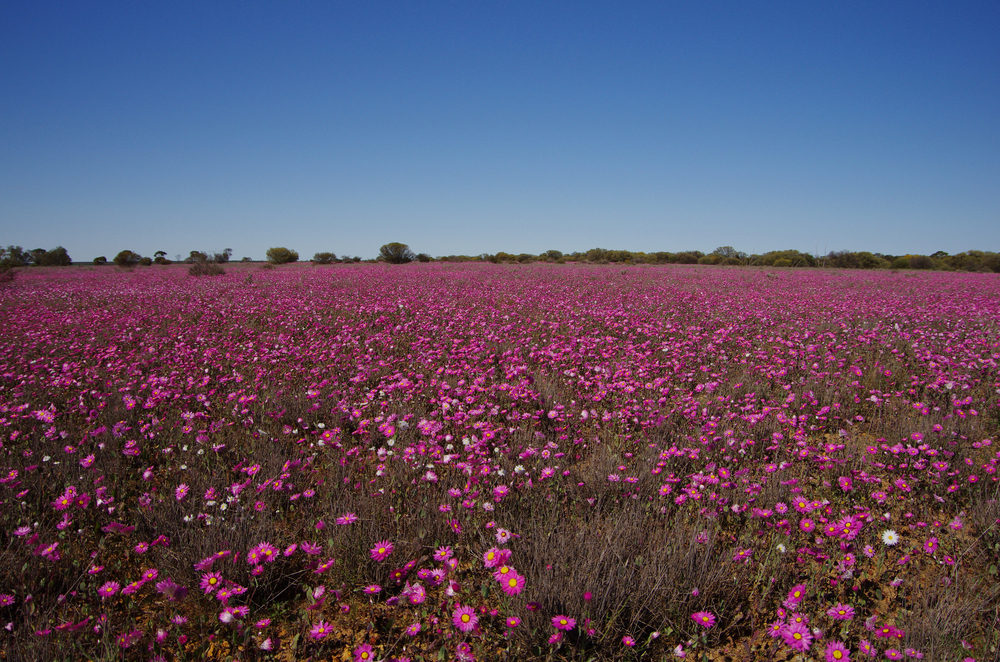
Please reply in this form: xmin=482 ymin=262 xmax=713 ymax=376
xmin=0 ymin=263 xmax=998 ymax=661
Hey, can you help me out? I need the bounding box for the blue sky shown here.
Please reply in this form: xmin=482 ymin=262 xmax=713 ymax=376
xmin=2 ymin=1 xmax=998 ymax=261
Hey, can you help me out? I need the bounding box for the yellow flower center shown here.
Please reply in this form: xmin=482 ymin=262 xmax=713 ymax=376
xmin=833 ymin=652 xmax=843 ymax=660
xmin=461 ymin=614 xmax=470 ymax=623
xmin=508 ymin=578 xmax=517 ymax=587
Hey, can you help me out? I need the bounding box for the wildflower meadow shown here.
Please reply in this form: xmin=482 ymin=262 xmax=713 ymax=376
xmin=1 ymin=263 xmax=998 ymax=662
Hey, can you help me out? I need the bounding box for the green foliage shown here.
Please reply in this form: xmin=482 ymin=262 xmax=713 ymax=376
xmin=34 ymin=246 xmax=72 ymax=266
xmin=312 ymin=252 xmax=338 ymax=265
xmin=188 ymin=261 xmax=226 ymax=277
xmin=910 ymin=255 xmax=933 ymax=270
xmin=416 ymin=253 xmax=432 ymax=263
xmin=266 ymin=247 xmax=299 ymax=264
xmin=0 ymin=245 xmax=28 ymax=268
xmin=379 ymin=243 xmax=415 ymax=264
xmin=138 ymin=256 xmax=153 ymax=266
xmin=773 ymin=258 xmax=793 ymax=267
xmin=185 ymin=250 xmax=208 ymax=263
xmin=113 ymin=250 xmax=142 ymax=268
xmin=698 ymin=254 xmax=721 ymax=265
xmin=891 ymin=256 xmax=911 ymax=269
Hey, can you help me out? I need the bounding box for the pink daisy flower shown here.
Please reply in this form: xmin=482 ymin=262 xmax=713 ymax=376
xmin=691 ymin=611 xmax=716 ymax=628
xmin=98 ymin=581 xmax=119 ymax=599
xmin=453 ymin=604 xmax=478 ymax=633
xmin=354 ymin=643 xmax=374 ymax=661
xmin=827 ymin=603 xmax=855 ymax=621
xmin=551 ymin=615 xmax=576 ymax=631
xmin=500 ymin=571 xmax=525 ymax=596
xmin=782 ymin=622 xmax=813 ymax=652
xmin=200 ymin=572 xmax=223 ymax=594
xmin=370 ymin=540 xmax=394 ymax=562
xmin=826 ymin=640 xmax=851 ymax=662
xmin=310 ymin=620 xmax=330 ymax=640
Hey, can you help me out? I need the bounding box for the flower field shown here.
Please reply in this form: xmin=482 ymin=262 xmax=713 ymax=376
xmin=1 ymin=263 xmax=999 ymax=662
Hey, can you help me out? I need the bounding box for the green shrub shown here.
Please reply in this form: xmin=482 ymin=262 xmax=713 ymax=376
xmin=93 ymin=256 xmax=107 ymax=265
xmin=113 ymin=250 xmax=141 ymax=269
xmin=379 ymin=242 xmax=416 ymax=264
xmin=266 ymin=247 xmax=299 ymax=264
xmin=910 ymin=255 xmax=933 ymax=269
xmin=891 ymin=257 xmax=911 ymax=269
xmin=35 ymin=246 xmax=72 ymax=266
xmin=773 ymin=258 xmax=792 ymax=267
xmin=312 ymin=252 xmax=338 ymax=265
xmin=188 ymin=261 xmax=226 ymax=277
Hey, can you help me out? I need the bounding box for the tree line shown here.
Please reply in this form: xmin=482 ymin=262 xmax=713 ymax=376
xmin=3 ymin=243 xmax=999 ymax=273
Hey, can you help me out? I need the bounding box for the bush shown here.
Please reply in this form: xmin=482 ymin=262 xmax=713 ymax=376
xmin=312 ymin=252 xmax=338 ymax=265
xmin=266 ymin=247 xmax=299 ymax=264
xmin=910 ymin=255 xmax=933 ymax=270
xmin=139 ymin=256 xmax=153 ymax=266
xmin=113 ymin=250 xmax=142 ymax=269
xmin=188 ymin=261 xmax=226 ymax=277
xmin=92 ymin=256 xmax=107 ymax=265
xmin=0 ymin=264 xmax=15 ymax=285
xmin=379 ymin=242 xmax=415 ymax=264
xmin=720 ymin=257 xmax=743 ymax=266
xmin=35 ymin=246 xmax=72 ymax=266
xmin=773 ymin=258 xmax=792 ymax=267
xmin=416 ymin=253 xmax=432 ymax=263
xmin=890 ymin=257 xmax=911 ymax=270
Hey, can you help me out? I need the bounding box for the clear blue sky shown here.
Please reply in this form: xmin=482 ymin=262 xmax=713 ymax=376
xmin=2 ymin=1 xmax=998 ymax=261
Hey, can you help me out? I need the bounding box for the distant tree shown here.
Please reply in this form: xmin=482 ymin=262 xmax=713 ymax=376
xmin=416 ymin=253 xmax=432 ymax=263
xmin=241 ymin=256 xmax=253 ymax=262
xmin=93 ymin=256 xmax=107 ymax=265
xmin=185 ymin=251 xmax=208 ymax=264
xmin=312 ymin=252 xmax=338 ymax=264
xmin=544 ymin=249 xmax=563 ymax=261
xmin=909 ymin=255 xmax=933 ymax=270
xmin=890 ymin=257 xmax=910 ymax=269
xmin=0 ymin=246 xmax=28 ymax=268
xmin=28 ymin=248 xmax=47 ymax=265
xmin=379 ymin=242 xmax=415 ymax=264
xmin=189 ymin=261 xmax=226 ymax=277
xmin=713 ymin=246 xmax=746 ymax=259
xmin=266 ymin=247 xmax=299 ymax=264
xmin=154 ymin=251 xmax=167 ymax=259
xmin=36 ymin=246 xmax=72 ymax=266
xmin=113 ymin=250 xmax=142 ymax=268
